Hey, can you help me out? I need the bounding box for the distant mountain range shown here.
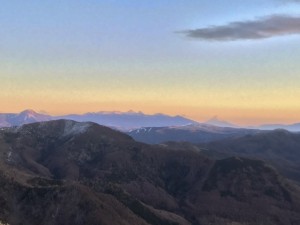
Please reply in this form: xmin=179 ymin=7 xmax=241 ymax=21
xmin=205 ymin=116 xmax=300 ymax=132
xmin=1 ymin=109 xmax=300 ymax=132
xmin=258 ymin=123 xmax=300 ymax=132
xmin=0 ymin=110 xmax=261 ymax=144
xmin=0 ymin=109 xmax=197 ymax=130
xmin=57 ymin=111 xmax=197 ymax=130
xmin=0 ymin=109 xmax=51 ymax=127
xmin=127 ymin=124 xmax=260 ymax=144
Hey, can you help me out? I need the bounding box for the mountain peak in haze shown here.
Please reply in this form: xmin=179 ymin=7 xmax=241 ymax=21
xmin=205 ymin=116 xmax=237 ymax=128
xmin=0 ymin=110 xmax=51 ymax=128
xmin=61 ymin=111 xmax=197 ymax=130
xmin=19 ymin=109 xmax=41 ymax=117
xmin=20 ymin=109 xmax=36 ymax=114
xmin=126 ymin=110 xmax=144 ymax=115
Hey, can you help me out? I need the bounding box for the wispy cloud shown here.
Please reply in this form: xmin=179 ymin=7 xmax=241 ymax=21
xmin=180 ymin=15 xmax=300 ymax=41
xmin=282 ymin=0 xmax=300 ymax=3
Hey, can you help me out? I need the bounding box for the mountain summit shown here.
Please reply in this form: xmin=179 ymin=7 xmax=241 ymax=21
xmin=0 ymin=109 xmax=51 ymax=127
xmin=205 ymin=116 xmax=237 ymax=128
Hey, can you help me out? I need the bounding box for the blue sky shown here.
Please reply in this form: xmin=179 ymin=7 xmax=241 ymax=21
xmin=1 ymin=0 xmax=300 ymax=124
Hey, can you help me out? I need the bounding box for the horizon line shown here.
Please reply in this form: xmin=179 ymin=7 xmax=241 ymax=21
xmin=1 ymin=108 xmax=300 ymax=127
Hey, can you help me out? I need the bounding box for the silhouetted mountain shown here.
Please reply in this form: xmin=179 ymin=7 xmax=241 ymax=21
xmin=57 ymin=111 xmax=197 ymax=130
xmin=258 ymin=123 xmax=300 ymax=132
xmin=128 ymin=124 xmax=260 ymax=144
xmin=0 ymin=120 xmax=299 ymax=225
xmin=4 ymin=109 xmax=300 ymax=134
xmin=0 ymin=109 xmax=51 ymax=127
xmin=200 ymin=129 xmax=300 ymax=183
xmin=205 ymin=116 xmax=238 ymax=128
xmin=0 ymin=110 xmax=198 ymax=131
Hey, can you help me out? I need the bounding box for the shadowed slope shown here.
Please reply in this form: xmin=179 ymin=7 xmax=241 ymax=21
xmin=0 ymin=120 xmax=299 ymax=225
xmin=200 ymin=130 xmax=300 ymax=183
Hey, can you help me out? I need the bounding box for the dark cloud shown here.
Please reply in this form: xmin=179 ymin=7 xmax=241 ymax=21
xmin=181 ymin=15 xmax=300 ymax=41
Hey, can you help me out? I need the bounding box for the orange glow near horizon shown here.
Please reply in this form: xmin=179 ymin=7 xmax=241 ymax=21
xmin=1 ymin=74 xmax=300 ymax=126
xmin=1 ymin=1 xmax=300 ymax=127
xmin=2 ymin=93 xmax=300 ymax=126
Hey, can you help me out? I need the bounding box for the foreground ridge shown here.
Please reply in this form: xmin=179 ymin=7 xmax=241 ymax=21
xmin=0 ymin=120 xmax=299 ymax=225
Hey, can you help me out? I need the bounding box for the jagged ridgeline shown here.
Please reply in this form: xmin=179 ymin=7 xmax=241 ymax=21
xmin=0 ymin=120 xmax=300 ymax=225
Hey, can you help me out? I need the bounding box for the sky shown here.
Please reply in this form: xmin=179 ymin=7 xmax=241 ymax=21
xmin=1 ymin=0 xmax=300 ymax=125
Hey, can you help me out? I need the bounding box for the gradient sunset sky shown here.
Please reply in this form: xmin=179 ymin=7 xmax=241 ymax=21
xmin=1 ymin=0 xmax=300 ymax=125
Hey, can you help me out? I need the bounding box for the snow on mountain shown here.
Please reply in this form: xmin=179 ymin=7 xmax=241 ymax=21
xmin=4 ymin=109 xmax=300 ymax=133
xmin=57 ymin=111 xmax=198 ymax=130
xmin=127 ymin=123 xmax=260 ymax=144
xmin=0 ymin=110 xmax=52 ymax=128
xmin=62 ymin=120 xmax=92 ymax=137
xmin=0 ymin=110 xmax=198 ymax=130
